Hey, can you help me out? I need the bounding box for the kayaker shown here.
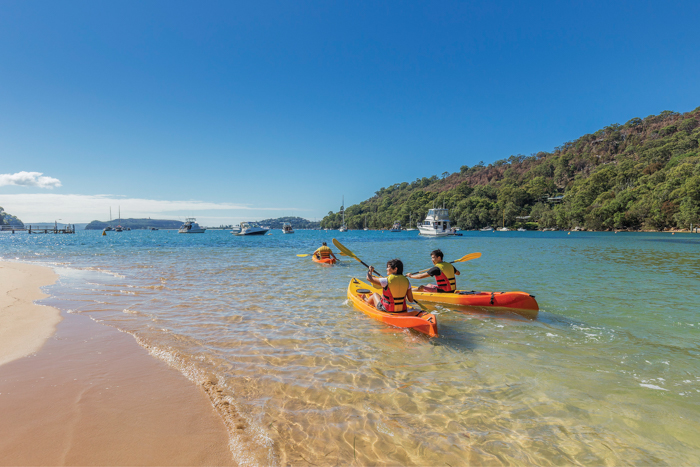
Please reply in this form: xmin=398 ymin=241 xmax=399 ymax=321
xmin=406 ymin=249 xmax=460 ymax=293
xmin=361 ymin=259 xmax=415 ymax=313
xmin=313 ymin=242 xmax=338 ymax=261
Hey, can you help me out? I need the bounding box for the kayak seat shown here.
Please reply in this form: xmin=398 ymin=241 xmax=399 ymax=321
xmin=456 ymin=291 xmax=478 ymax=295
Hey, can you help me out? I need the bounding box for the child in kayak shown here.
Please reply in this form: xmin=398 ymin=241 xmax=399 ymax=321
xmin=362 ymin=259 xmax=416 ymax=313
xmin=313 ymin=242 xmax=338 ymax=261
xmin=406 ymin=249 xmax=460 ymax=293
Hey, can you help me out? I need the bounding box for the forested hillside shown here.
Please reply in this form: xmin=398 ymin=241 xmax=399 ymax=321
xmin=0 ymin=206 xmax=24 ymax=228
xmin=256 ymin=217 xmax=320 ymax=229
xmin=321 ymin=108 xmax=700 ymax=231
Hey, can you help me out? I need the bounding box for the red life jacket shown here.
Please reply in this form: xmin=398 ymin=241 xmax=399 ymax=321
xmin=380 ymin=274 xmax=410 ymax=312
xmin=434 ymin=262 xmax=457 ymax=292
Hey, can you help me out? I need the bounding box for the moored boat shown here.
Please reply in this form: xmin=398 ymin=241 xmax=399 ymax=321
xmin=389 ymin=221 xmax=402 ymax=232
xmin=234 ymin=222 xmax=269 ymax=236
xmin=347 ymin=278 xmax=438 ymax=337
xmin=178 ymin=218 xmax=206 ymax=233
xmin=282 ymin=222 xmax=294 ymax=234
xmin=418 ymin=208 xmax=454 ymax=237
xmin=338 ymin=196 xmax=348 ymax=231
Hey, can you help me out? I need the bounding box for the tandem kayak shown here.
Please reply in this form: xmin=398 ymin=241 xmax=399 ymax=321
xmin=347 ymin=278 xmax=438 ymax=337
xmin=412 ymin=288 xmax=539 ymax=319
xmin=312 ymin=256 xmax=337 ymax=265
xmin=357 ymin=281 xmax=539 ymax=319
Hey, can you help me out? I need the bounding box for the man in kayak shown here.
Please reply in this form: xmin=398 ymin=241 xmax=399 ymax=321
xmin=406 ymin=249 xmax=460 ymax=293
xmin=361 ymin=259 xmax=416 ymax=312
xmin=313 ymin=242 xmax=338 ymax=261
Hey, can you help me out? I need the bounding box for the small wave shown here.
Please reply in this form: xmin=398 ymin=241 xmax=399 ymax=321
xmin=639 ymin=383 xmax=668 ymax=391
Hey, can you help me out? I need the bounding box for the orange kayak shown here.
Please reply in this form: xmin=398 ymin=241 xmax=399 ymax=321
xmin=347 ymin=278 xmax=438 ymax=337
xmin=312 ymin=256 xmax=337 ymax=265
xmin=412 ymin=288 xmax=539 ymax=319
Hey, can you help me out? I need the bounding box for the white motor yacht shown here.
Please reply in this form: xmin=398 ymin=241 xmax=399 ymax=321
xmin=389 ymin=221 xmax=402 ymax=232
xmin=418 ymin=208 xmax=454 ymax=237
xmin=178 ymin=218 xmax=206 ymax=233
xmin=282 ymin=222 xmax=294 ymax=234
xmin=480 ymin=226 xmax=494 ymax=232
xmin=234 ymin=222 xmax=269 ymax=236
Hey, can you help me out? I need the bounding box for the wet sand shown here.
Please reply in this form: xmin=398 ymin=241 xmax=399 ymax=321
xmin=0 ymin=262 xmax=236 ymax=466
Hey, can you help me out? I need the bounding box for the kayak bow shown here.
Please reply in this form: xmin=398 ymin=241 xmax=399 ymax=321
xmin=347 ymin=278 xmax=438 ymax=337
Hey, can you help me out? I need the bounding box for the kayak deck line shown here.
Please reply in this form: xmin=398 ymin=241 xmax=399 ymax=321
xmin=347 ymin=278 xmax=438 ymax=337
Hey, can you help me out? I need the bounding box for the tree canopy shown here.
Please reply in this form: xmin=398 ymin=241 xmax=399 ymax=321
xmin=321 ymin=107 xmax=700 ymax=231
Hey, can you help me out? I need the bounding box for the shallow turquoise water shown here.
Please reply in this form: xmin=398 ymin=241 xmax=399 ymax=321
xmin=2 ymin=229 xmax=699 ymax=465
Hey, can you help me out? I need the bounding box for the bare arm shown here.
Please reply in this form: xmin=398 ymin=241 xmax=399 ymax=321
xmin=407 ymin=272 xmax=430 ymax=280
xmin=366 ymin=266 xmax=381 ymax=287
xmin=407 ymin=287 xmax=415 ymax=303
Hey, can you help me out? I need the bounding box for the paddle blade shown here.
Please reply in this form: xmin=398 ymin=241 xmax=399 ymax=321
xmin=297 ymin=254 xmax=311 ymax=257
xmin=332 ymin=238 xmax=357 ymax=260
xmin=453 ymin=252 xmax=481 ymax=263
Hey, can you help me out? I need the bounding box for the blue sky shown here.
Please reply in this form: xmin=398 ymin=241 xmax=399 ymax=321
xmin=1 ymin=0 xmax=699 ymax=224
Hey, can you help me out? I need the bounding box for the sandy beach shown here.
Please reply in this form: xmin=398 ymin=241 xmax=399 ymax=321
xmin=0 ymin=261 xmax=236 ymax=466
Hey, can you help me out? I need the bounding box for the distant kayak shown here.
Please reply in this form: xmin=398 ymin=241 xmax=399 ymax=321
xmin=347 ymin=278 xmax=438 ymax=337
xmin=412 ymin=288 xmax=539 ymax=319
xmin=312 ymin=256 xmax=337 ymax=265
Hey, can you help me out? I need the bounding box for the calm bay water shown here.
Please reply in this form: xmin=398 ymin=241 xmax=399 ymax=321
xmin=2 ymin=229 xmax=699 ymax=465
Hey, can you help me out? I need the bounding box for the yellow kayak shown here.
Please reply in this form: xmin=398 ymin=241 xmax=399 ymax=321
xmin=347 ymin=278 xmax=438 ymax=337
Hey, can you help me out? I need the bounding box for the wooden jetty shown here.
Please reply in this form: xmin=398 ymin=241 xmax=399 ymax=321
xmin=0 ymin=223 xmax=76 ymax=234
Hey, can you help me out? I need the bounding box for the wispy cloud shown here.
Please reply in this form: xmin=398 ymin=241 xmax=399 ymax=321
xmin=0 ymin=193 xmax=300 ymax=223
xmin=0 ymin=172 xmax=62 ymax=188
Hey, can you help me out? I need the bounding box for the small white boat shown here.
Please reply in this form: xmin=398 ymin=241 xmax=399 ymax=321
xmin=282 ymin=222 xmax=294 ymax=234
xmin=497 ymin=227 xmax=510 ymax=232
xmin=389 ymin=221 xmax=402 ymax=232
xmin=234 ymin=222 xmax=269 ymax=236
xmin=418 ymin=208 xmax=454 ymax=237
xmin=404 ymin=214 xmax=417 ymax=231
xmin=178 ymin=218 xmax=206 ymax=233
xmin=338 ymin=196 xmax=348 ymax=232
xmin=480 ymin=226 xmax=494 ymax=232
xmin=517 ymin=227 xmax=526 ymax=232
xmin=115 ymin=225 xmax=123 ymax=232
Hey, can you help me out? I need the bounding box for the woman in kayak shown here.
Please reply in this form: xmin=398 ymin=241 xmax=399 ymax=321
xmin=406 ymin=249 xmax=460 ymax=293
xmin=313 ymin=242 xmax=338 ymax=261
xmin=361 ymin=259 xmax=416 ymax=313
